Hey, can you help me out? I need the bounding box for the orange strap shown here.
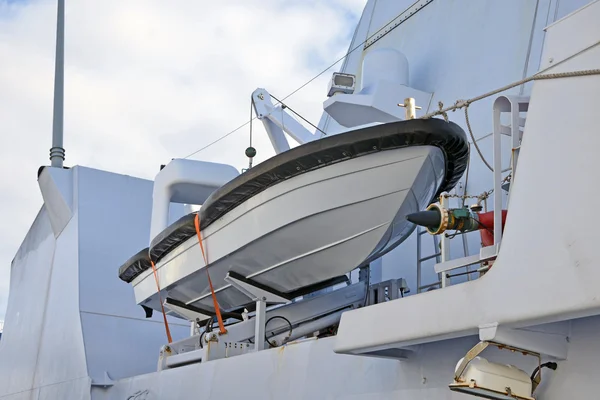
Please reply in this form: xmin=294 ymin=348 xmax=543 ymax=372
xmin=194 ymin=214 xmax=227 ymax=334
xmin=150 ymin=259 xmax=173 ymax=343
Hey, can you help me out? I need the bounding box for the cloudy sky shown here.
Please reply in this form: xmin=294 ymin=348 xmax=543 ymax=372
xmin=0 ymin=0 xmax=367 ymax=320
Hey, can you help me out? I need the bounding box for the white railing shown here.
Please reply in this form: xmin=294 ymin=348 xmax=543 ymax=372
xmin=420 ymin=95 xmax=529 ymax=289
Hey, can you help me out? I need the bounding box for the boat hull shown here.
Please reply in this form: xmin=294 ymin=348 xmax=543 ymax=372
xmin=132 ymin=145 xmax=444 ymax=312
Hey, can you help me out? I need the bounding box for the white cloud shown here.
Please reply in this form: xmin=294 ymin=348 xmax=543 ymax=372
xmin=0 ymin=0 xmax=367 ymax=318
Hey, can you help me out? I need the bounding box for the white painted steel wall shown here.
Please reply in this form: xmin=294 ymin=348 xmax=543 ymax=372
xmin=76 ymin=167 xmax=190 ymax=383
xmin=0 ymin=204 xmax=92 ymax=399
xmin=94 ymin=315 xmax=600 ymax=399
xmin=0 ymin=167 xmax=190 ymax=399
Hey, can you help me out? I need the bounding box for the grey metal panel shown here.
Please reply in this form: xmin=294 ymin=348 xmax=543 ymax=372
xmin=366 ymin=0 xmax=429 ymax=41
xmin=80 ymin=312 xmax=180 ymax=382
xmin=0 ymin=169 xmax=91 ymax=398
xmin=0 ymin=392 xmax=39 ymax=400
xmin=523 ymin=0 xmax=554 ymax=90
xmin=76 ymin=167 xmax=190 ymax=382
xmin=38 ymin=377 xmax=91 ymax=400
xmin=0 ymin=193 xmax=92 ymax=397
xmin=0 ymin=166 xmax=191 ymax=398
xmin=33 ymin=212 xmax=88 ymax=389
xmin=554 ymin=0 xmax=595 ymax=21
xmin=76 ymin=166 xmax=154 ymax=317
xmin=0 ymin=208 xmax=55 ymax=396
xmin=539 ymin=315 xmax=600 ymax=397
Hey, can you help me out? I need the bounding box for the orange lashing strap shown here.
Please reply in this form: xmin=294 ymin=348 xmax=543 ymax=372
xmin=150 ymin=259 xmax=173 ymax=343
xmin=194 ymin=214 xmax=227 ymax=334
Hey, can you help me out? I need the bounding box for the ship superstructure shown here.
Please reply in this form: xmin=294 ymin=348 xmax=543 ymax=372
xmin=1 ymin=1 xmax=600 ymax=399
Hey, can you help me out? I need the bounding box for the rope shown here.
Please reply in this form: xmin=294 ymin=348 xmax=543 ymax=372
xmin=150 ymin=260 xmax=173 ymax=343
xmin=249 ymin=98 xmax=254 ymax=149
xmin=421 ymin=68 xmax=600 ymax=120
xmin=269 ymin=93 xmax=328 ymax=137
xmin=428 ymin=68 xmax=600 ymax=172
xmin=464 ymin=104 xmax=494 ymax=172
xmin=193 ymin=214 xmax=227 ymax=335
xmin=183 ymin=119 xmax=256 ymax=159
xmin=248 ymin=97 xmax=254 ymax=169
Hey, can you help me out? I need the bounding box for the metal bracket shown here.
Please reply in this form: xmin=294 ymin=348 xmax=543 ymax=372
xmin=224 ymin=271 xmax=289 ymax=304
xmin=434 ymin=244 xmax=500 ymax=275
xmin=159 ymin=282 xmax=367 ymax=367
xmin=164 ymin=298 xmax=213 ymax=322
xmin=368 ymin=278 xmax=409 ymax=304
xmin=90 ymin=371 xmax=115 ymax=387
xmin=454 ymin=341 xmax=490 ymax=381
xmin=164 ymin=297 xmax=243 ymax=324
xmin=479 ymin=322 xmax=568 ymax=360
xmin=224 ymin=272 xmax=291 ymax=352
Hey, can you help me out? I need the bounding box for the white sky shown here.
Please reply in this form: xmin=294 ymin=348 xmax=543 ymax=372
xmin=0 ymin=0 xmax=367 ymax=320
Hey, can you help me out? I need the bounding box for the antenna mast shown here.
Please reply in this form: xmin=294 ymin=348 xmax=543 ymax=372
xmin=50 ymin=0 xmax=65 ymax=168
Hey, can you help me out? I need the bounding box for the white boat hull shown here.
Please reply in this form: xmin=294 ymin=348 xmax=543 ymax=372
xmin=133 ymin=145 xmax=445 ymax=312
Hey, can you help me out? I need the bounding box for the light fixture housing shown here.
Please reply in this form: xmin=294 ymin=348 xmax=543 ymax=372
xmin=327 ymin=73 xmax=356 ymax=97
xmin=450 ymin=356 xmax=535 ymax=400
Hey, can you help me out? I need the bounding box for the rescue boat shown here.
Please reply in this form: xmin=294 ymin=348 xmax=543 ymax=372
xmin=118 ymin=118 xmax=469 ymax=314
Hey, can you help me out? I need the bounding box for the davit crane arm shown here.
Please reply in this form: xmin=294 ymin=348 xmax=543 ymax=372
xmin=251 ymin=88 xmax=319 ymax=154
